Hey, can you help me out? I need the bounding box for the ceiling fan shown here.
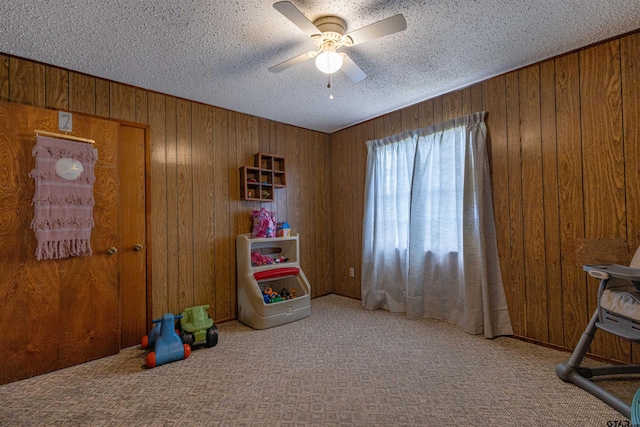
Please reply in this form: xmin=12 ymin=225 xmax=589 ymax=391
xmin=269 ymin=1 xmax=407 ymax=83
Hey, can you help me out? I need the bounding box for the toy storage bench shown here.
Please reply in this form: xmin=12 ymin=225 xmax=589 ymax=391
xmin=236 ymin=233 xmax=311 ymax=329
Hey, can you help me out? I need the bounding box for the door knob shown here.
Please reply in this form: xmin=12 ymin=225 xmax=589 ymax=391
xmin=106 ymin=247 xmax=118 ymax=256
xmin=133 ymin=243 xmax=144 ymax=252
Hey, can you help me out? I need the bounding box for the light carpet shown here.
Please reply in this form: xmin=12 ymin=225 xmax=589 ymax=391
xmin=0 ymin=294 xmax=634 ymax=426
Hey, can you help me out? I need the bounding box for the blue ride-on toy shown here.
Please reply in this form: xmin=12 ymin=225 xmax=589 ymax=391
xmin=142 ymin=313 xmax=191 ymax=368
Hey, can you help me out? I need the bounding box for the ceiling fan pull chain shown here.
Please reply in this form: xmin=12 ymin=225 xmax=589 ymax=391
xmin=328 ymin=74 xmax=334 ymax=100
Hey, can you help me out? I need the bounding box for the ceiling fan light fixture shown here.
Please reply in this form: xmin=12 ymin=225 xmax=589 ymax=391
xmin=271 ymin=2 xmax=407 ymax=82
xmin=315 ymin=43 xmax=343 ymax=74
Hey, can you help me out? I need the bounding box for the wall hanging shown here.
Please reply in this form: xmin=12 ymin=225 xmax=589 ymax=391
xmin=29 ymin=131 xmax=97 ymax=260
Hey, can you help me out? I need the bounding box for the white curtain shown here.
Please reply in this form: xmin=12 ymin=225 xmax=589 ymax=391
xmin=362 ymin=112 xmax=513 ymax=338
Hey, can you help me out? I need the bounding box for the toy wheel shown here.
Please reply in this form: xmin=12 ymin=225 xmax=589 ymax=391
xmin=145 ymin=351 xmax=157 ymax=368
xmin=141 ymin=335 xmax=149 ymax=349
xmin=181 ymin=330 xmax=195 ymax=346
xmin=206 ymin=325 xmax=219 ymax=347
xmin=183 ymin=344 xmax=191 ymax=359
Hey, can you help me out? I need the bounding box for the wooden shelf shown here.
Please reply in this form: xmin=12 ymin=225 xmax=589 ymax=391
xmin=240 ymin=153 xmax=286 ymax=202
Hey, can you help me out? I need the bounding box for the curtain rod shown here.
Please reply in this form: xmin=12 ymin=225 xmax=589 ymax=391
xmin=34 ymin=129 xmax=95 ymax=145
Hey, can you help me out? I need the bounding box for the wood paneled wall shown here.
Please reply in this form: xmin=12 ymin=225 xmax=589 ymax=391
xmin=2 ymin=29 xmax=639 ymax=364
xmin=0 ymin=53 xmax=333 ymax=325
xmin=331 ymin=31 xmax=640 ymax=362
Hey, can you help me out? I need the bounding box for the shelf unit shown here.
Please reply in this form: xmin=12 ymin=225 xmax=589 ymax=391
xmin=236 ymin=233 xmax=311 ymax=329
xmin=239 ymin=153 xmax=286 ymax=202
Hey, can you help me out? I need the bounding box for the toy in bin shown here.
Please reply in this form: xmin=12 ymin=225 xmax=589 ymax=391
xmin=276 ymin=222 xmax=290 ymax=237
xmin=251 ymin=251 xmax=274 ymax=266
xmin=141 ymin=313 xmax=191 ymax=368
xmin=251 ymin=251 xmax=289 ymax=266
xmin=262 ymin=286 xmax=296 ymax=304
xmin=177 ymin=305 xmax=219 ymax=348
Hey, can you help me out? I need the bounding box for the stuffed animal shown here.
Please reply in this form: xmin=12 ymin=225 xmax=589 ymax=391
xmin=251 ymin=251 xmax=274 ymax=266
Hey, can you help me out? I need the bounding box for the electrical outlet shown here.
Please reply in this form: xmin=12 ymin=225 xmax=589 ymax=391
xmin=349 ymin=267 xmax=355 ymax=277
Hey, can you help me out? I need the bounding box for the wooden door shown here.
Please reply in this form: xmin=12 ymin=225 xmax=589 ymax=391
xmin=0 ymin=101 xmax=120 ymax=384
xmin=118 ymin=125 xmax=148 ymax=348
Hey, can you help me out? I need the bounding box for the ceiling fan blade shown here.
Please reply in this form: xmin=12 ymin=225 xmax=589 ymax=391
xmin=273 ymin=1 xmax=322 ymax=37
xmin=269 ymin=51 xmax=315 ymax=73
xmin=344 ymin=14 xmax=407 ymax=46
xmin=340 ymin=54 xmax=367 ymax=83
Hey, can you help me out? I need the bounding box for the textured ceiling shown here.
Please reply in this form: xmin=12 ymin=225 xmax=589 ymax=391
xmin=2 ymin=1 xmax=640 ymax=133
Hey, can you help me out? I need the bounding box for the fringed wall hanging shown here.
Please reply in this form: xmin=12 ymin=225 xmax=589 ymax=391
xmin=29 ymin=134 xmax=98 ymax=261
